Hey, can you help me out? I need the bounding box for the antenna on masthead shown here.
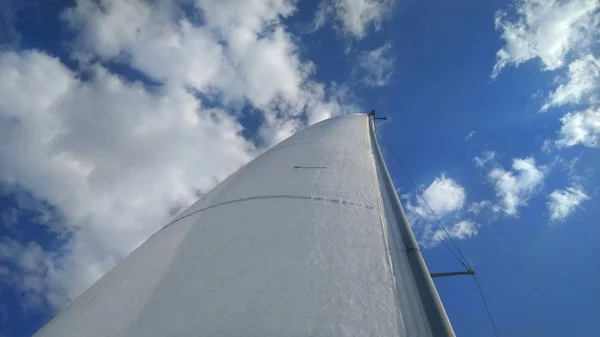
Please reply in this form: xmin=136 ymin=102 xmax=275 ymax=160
xmin=373 ymin=102 xmax=388 ymax=120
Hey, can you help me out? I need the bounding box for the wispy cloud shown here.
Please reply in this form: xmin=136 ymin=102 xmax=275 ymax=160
xmin=488 ymin=157 xmax=546 ymax=216
xmin=541 ymin=55 xmax=600 ymax=111
xmin=473 ymin=151 xmax=496 ymax=167
xmin=547 ymin=186 xmax=589 ymax=221
xmin=313 ymin=0 xmax=394 ymax=39
xmin=492 ymin=0 xmax=600 ymax=77
xmin=0 ymin=0 xmax=30 ymax=48
xmin=493 ymin=0 xmax=600 ymax=155
xmin=468 ymin=200 xmax=492 ymax=214
xmin=356 ymin=41 xmax=395 ymax=87
xmin=405 ymin=174 xmax=480 ymax=248
xmin=541 ymin=139 xmax=554 ymax=153
xmin=0 ymin=237 xmax=66 ymax=311
xmin=465 ymin=131 xmax=475 ymax=141
xmin=555 ymin=108 xmax=600 ymax=148
xmin=422 ymin=220 xmax=479 ymax=248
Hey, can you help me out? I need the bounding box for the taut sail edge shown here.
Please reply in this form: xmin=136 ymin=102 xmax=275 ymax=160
xmin=368 ymin=116 xmax=456 ymax=337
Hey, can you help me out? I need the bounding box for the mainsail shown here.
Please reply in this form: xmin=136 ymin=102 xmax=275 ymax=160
xmin=35 ymin=114 xmax=454 ymax=337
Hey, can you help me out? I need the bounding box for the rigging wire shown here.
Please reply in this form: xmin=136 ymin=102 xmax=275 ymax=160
xmin=374 ymin=124 xmax=500 ymax=336
xmin=379 ymin=133 xmax=472 ymax=270
xmin=473 ymin=274 xmax=501 ymax=337
xmin=405 ymin=203 xmax=470 ymax=271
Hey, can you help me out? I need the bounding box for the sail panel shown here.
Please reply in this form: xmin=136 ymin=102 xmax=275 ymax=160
xmin=36 ymin=115 xmax=435 ymax=337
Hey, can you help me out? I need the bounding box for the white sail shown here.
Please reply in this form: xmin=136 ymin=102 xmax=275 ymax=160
xmin=35 ymin=114 xmax=454 ymax=337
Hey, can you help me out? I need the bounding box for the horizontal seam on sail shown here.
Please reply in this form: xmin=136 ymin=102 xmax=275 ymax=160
xmin=162 ymin=195 xmax=376 ymax=231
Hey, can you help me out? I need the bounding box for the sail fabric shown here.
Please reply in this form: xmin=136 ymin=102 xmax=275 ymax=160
xmin=36 ymin=115 xmax=435 ymax=337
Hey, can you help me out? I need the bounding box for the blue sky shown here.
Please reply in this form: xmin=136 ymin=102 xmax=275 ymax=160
xmin=1 ymin=0 xmax=599 ymax=336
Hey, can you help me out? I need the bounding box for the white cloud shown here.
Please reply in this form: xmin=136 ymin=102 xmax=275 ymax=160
xmin=542 ymin=139 xmax=554 ymax=153
xmin=412 ymin=174 xmax=466 ymax=219
xmin=489 ymin=157 xmax=546 ymax=216
xmin=63 ymin=0 xmax=354 ymax=144
xmin=314 ymin=0 xmax=394 ymax=39
xmin=422 ymin=220 xmax=478 ymax=248
xmin=0 ymin=0 xmax=360 ymax=312
xmin=547 ymin=186 xmax=589 ymax=221
xmin=406 ymin=175 xmax=481 ymax=248
xmin=541 ymin=55 xmax=600 ymax=111
xmin=492 ymin=0 xmax=600 ymax=77
xmin=473 ymin=150 xmax=496 ymax=167
xmin=357 ymin=41 xmax=395 ymax=87
xmin=465 ymin=131 xmax=475 ymax=141
xmin=0 ymin=237 xmax=66 ymax=310
xmin=493 ymin=1 xmax=600 ymax=154
xmin=553 ymin=156 xmax=583 ymax=183
xmin=0 ymin=50 xmax=255 ymax=305
xmin=555 ymin=107 xmax=600 ymax=148
xmin=468 ymin=200 xmax=492 ymax=214
xmin=0 ymin=236 xmax=21 ymax=261
xmin=442 ymin=220 xmax=478 ymax=240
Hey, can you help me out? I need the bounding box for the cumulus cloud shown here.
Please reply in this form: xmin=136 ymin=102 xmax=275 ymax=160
xmin=314 ymin=0 xmax=394 ymax=39
xmin=488 ymin=157 xmax=546 ymax=216
xmin=0 ymin=0 xmax=360 ymax=312
xmin=493 ymin=0 xmax=600 ymax=154
xmin=0 ymin=50 xmax=255 ymax=305
xmin=356 ymin=41 xmax=395 ymax=87
xmin=412 ymin=174 xmax=466 ymax=219
xmin=474 ymin=151 xmax=496 ymax=167
xmin=555 ymin=107 xmax=600 ymax=148
xmin=547 ymin=186 xmax=589 ymax=221
xmin=62 ymin=0 xmax=355 ymax=143
xmin=541 ymin=55 xmax=600 ymax=111
xmin=406 ymin=175 xmax=478 ymax=248
xmin=492 ymin=0 xmax=600 ymax=77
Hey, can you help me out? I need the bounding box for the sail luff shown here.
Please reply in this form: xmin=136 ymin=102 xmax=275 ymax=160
xmin=368 ymin=116 xmax=455 ymax=337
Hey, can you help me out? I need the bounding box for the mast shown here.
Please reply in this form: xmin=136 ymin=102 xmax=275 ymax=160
xmin=35 ymin=114 xmax=455 ymax=337
xmin=369 ymin=116 xmax=455 ymax=336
